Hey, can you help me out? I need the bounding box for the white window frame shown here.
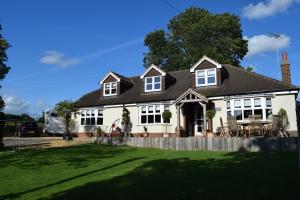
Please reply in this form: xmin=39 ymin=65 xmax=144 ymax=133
xmin=145 ymin=76 xmax=161 ymax=92
xmin=103 ymin=82 xmax=117 ymax=96
xmin=80 ymin=109 xmax=104 ymax=126
xmin=139 ymin=105 xmax=170 ymax=124
xmin=226 ymin=97 xmax=272 ymax=122
xmin=195 ymin=68 xmax=217 ymax=87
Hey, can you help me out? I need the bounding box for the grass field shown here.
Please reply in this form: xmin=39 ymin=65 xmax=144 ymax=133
xmin=0 ymin=144 xmax=299 ymax=200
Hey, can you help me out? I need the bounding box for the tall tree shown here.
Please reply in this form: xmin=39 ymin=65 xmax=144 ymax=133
xmin=144 ymin=7 xmax=248 ymax=71
xmin=55 ymin=100 xmax=77 ymax=140
xmin=0 ymin=23 xmax=11 ymax=149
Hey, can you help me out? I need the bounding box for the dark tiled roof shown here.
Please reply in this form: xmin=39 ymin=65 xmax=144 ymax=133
xmin=111 ymin=71 xmax=132 ymax=84
xmin=75 ymin=64 xmax=299 ymax=107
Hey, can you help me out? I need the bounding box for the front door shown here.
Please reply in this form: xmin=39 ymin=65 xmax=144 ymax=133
xmin=194 ymin=106 xmax=204 ymax=136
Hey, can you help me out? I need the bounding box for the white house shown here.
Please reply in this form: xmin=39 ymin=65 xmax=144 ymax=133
xmin=74 ymin=53 xmax=299 ymax=137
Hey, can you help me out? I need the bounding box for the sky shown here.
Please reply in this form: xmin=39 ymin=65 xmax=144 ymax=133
xmin=0 ymin=0 xmax=299 ymax=117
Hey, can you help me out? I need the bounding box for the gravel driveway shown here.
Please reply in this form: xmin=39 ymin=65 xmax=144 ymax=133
xmin=3 ymin=137 xmax=92 ymax=149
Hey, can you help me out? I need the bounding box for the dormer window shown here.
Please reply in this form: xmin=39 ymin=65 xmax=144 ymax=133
xmin=196 ymin=69 xmax=216 ymax=87
xmin=145 ymin=76 xmax=161 ymax=92
xmin=140 ymin=64 xmax=166 ymax=93
xmin=103 ymin=82 xmax=117 ymax=96
xmin=100 ymin=71 xmax=131 ymax=97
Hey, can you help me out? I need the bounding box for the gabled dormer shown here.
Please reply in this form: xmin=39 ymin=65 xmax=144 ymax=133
xmin=99 ymin=71 xmax=132 ymax=97
xmin=190 ymin=56 xmax=223 ymax=88
xmin=140 ymin=64 xmax=176 ymax=93
xmin=140 ymin=64 xmax=172 ymax=93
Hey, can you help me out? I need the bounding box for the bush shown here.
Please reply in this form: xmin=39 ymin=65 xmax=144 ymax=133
xmin=162 ymin=110 xmax=172 ymax=123
xmin=206 ymin=110 xmax=216 ymax=119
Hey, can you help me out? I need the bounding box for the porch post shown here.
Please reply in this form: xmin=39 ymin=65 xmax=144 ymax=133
xmin=200 ymin=102 xmax=207 ymax=133
xmin=176 ymin=105 xmax=180 ymax=131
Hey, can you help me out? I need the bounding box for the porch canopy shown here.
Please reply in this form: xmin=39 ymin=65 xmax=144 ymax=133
xmin=174 ymin=89 xmax=209 ymax=133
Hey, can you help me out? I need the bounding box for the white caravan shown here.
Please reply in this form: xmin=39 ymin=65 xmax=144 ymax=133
xmin=43 ymin=110 xmax=65 ymax=135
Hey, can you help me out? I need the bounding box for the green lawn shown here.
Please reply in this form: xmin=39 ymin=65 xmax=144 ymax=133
xmin=0 ymin=144 xmax=299 ymax=200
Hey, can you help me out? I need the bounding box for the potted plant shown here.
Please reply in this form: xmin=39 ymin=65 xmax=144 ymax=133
xmin=96 ymin=127 xmax=102 ymax=137
xmin=143 ymin=126 xmax=148 ymax=137
xmin=206 ymin=109 xmax=216 ymax=137
xmin=162 ymin=110 xmax=172 ymax=137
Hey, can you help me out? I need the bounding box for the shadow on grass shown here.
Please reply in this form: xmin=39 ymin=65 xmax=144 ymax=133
xmin=41 ymin=151 xmax=299 ymax=200
xmin=0 ymin=144 xmax=135 ymax=169
xmin=1 ymin=157 xmax=146 ymax=200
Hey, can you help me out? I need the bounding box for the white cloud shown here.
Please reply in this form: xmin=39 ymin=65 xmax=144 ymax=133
xmin=39 ymin=37 xmax=143 ymax=69
xmin=245 ymin=34 xmax=291 ymax=57
xmin=242 ymin=0 xmax=298 ymax=19
xmin=3 ymin=95 xmax=30 ymax=115
xmin=40 ymin=50 xmax=79 ymax=68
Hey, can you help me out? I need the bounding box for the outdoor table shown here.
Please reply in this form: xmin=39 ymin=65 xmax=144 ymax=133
xmin=237 ymin=121 xmax=271 ymax=137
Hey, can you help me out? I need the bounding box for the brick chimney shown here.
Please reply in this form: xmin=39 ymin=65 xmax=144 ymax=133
xmin=281 ymin=51 xmax=291 ymax=85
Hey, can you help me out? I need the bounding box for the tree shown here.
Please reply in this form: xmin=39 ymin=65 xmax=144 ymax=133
xmin=20 ymin=113 xmax=35 ymax=122
xmin=245 ymin=66 xmax=254 ymax=72
xmin=121 ymin=107 xmax=131 ymax=138
xmin=278 ymin=108 xmax=289 ymax=136
xmin=55 ymin=100 xmax=77 ymax=140
xmin=36 ymin=111 xmax=45 ymax=124
xmin=162 ymin=110 xmax=172 ymax=137
xmin=206 ymin=109 xmax=216 ymax=134
xmin=144 ymin=7 xmax=248 ymax=71
xmin=0 ymin=23 xmax=11 ymax=149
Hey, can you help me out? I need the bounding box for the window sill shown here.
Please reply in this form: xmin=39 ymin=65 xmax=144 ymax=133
xmin=137 ymin=123 xmax=172 ymax=126
xmin=196 ymin=84 xmax=217 ymax=87
xmin=144 ymin=90 xmax=162 ymax=93
xmin=103 ymin=94 xmax=117 ymax=97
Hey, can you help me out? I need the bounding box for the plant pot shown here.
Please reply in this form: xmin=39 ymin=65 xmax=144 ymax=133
xmin=206 ymin=132 xmax=214 ymax=138
xmin=143 ymin=133 xmax=149 ymax=137
xmin=63 ymin=134 xmax=73 ymax=141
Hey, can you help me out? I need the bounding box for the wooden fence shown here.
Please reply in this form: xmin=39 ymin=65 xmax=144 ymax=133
xmin=95 ymin=137 xmax=298 ymax=152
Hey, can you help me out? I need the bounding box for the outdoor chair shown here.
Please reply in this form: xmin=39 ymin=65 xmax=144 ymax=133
xmin=264 ymin=115 xmax=287 ymax=137
xmin=226 ymin=116 xmax=241 ymax=137
xmin=219 ymin=117 xmax=231 ymax=137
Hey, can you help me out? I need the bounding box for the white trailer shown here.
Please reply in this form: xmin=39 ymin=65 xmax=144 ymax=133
xmin=43 ymin=110 xmax=65 ymax=135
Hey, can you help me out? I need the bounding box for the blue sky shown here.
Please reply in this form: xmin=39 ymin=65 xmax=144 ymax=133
xmin=0 ymin=0 xmax=299 ymax=116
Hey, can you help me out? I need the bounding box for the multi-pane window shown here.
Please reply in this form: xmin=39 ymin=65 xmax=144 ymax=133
xmin=266 ymin=98 xmax=272 ymax=119
xmin=81 ymin=109 xmax=103 ymax=126
xmin=207 ymin=69 xmax=216 ymax=84
xmin=140 ymin=105 xmax=170 ymax=124
xmin=103 ymin=82 xmax=117 ymax=96
xmin=227 ymin=97 xmax=273 ymax=121
xmin=196 ymin=69 xmax=216 ymax=87
xmin=97 ymin=109 xmax=103 ymax=125
xmin=145 ymin=76 xmax=161 ymax=92
xmin=243 ymin=99 xmax=252 ymax=119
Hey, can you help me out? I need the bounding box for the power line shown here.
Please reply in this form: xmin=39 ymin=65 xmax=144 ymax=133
xmin=161 ymin=0 xmax=181 ymax=13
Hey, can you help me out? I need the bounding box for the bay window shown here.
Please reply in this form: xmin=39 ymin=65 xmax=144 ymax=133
xmin=103 ymin=82 xmax=117 ymax=96
xmin=139 ymin=105 xmax=170 ymax=124
xmin=227 ymin=97 xmax=272 ymax=121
